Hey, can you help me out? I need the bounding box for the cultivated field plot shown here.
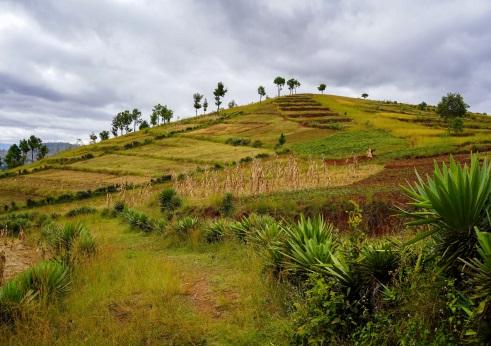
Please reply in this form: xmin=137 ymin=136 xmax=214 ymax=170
xmin=124 ymin=137 xmax=272 ymax=163
xmin=188 ymin=112 xmax=333 ymax=145
xmin=70 ymin=154 xmax=201 ymax=177
xmin=175 ymin=155 xmax=383 ymax=198
xmin=0 ymin=169 xmax=147 ymax=198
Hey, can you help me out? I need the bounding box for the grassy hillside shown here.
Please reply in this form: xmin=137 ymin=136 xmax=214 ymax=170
xmin=1 ymin=93 xmax=490 ymax=210
xmin=1 ymin=94 xmax=491 ymax=345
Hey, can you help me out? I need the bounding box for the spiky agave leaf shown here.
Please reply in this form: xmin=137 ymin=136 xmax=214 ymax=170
xmin=281 ymin=215 xmax=338 ymax=275
xmin=401 ymin=154 xmax=491 ymax=267
xmin=18 ymin=261 xmax=71 ymax=301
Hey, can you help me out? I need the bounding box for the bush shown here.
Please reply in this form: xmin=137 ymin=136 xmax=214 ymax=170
xmin=175 ymin=216 xmax=199 ymax=237
xmin=281 ymin=215 xmax=338 ymax=276
xmin=0 ymin=214 xmax=30 ymax=236
xmin=65 ymin=206 xmax=97 ymax=218
xmin=159 ymin=188 xmax=182 ymax=213
xmin=402 ymin=154 xmax=491 ymax=270
xmin=113 ymin=201 xmax=126 ymax=213
xmin=220 ymin=193 xmax=234 ymax=217
xmin=252 ymin=140 xmax=263 ymax=148
xmin=239 ymin=156 xmax=253 ymax=164
xmin=123 ymin=209 xmax=156 ymax=233
xmin=41 ymin=223 xmax=95 ymax=264
xmin=205 ymin=219 xmax=229 ymax=243
xmin=225 ymin=137 xmax=251 ymax=146
xmin=357 ymin=243 xmax=399 ymax=287
xmin=292 ymin=275 xmax=363 ymax=344
xmin=18 ymin=261 xmax=71 ymax=301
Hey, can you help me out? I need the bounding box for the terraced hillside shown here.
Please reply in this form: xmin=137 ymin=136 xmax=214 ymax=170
xmin=1 ymin=93 xmax=490 ymax=211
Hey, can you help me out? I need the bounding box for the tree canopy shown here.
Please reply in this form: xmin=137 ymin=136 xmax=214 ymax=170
xmin=274 ymin=76 xmax=285 ymax=97
xmin=318 ymin=84 xmax=326 ymax=94
xmin=258 ymin=86 xmax=266 ymax=102
xmin=436 ymin=93 xmax=469 ymax=119
xmin=213 ymin=82 xmax=228 ymax=114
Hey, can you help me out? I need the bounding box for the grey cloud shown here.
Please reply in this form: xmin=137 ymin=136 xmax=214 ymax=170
xmin=0 ymin=0 xmax=490 ymax=143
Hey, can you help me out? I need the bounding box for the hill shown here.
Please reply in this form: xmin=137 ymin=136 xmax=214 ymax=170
xmin=0 ymin=93 xmax=490 ymax=209
xmin=1 ymin=94 xmax=490 ymax=344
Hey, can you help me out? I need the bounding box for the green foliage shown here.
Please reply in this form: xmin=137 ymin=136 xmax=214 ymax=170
xmin=175 ymin=216 xmax=199 ymax=237
xmin=437 ymin=92 xmax=469 ymax=119
xmin=277 ymin=133 xmax=286 ymax=147
xmin=225 ymin=137 xmax=251 ymax=146
xmin=65 ymin=206 xmax=97 ymax=218
xmin=292 ymin=275 xmax=363 ymax=344
xmin=257 ymin=85 xmax=266 ymax=101
xmin=123 ymin=209 xmax=157 ymax=233
xmin=291 ymin=130 xmax=405 ymax=158
xmin=281 ymin=215 xmax=337 ymax=276
xmin=113 ymin=201 xmax=126 ymax=214
xmin=42 ymin=223 xmax=96 ymax=264
xmin=358 ymin=243 xmax=400 ymax=286
xmin=159 ymin=188 xmax=182 ymax=213
xmin=213 ymin=82 xmax=228 ymax=113
xmin=18 ymin=261 xmax=71 ymax=301
xmin=403 ymin=154 xmax=491 ymax=269
xmin=318 ymin=83 xmax=326 ymax=94
xmin=205 ymin=219 xmax=229 ymax=243
xmin=220 ymin=193 xmax=234 ymax=217
xmin=273 ymin=76 xmax=285 ymax=97
xmin=0 ymin=213 xmax=29 ymax=235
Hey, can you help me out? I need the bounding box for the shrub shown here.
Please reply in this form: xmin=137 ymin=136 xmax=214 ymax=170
xmin=18 ymin=261 xmax=71 ymax=301
xmin=65 ymin=206 xmax=97 ymax=218
xmin=220 ymin=193 xmax=234 ymax=217
xmin=41 ymin=223 xmax=95 ymax=264
xmin=123 ymin=209 xmax=155 ymax=233
xmin=113 ymin=201 xmax=126 ymax=213
xmin=231 ymin=213 xmax=278 ymax=243
xmin=175 ymin=216 xmax=199 ymax=237
xmin=291 ymin=275 xmax=363 ymax=344
xmin=159 ymin=188 xmax=182 ymax=213
xmin=0 ymin=280 xmax=35 ymax=323
xmin=402 ymin=154 xmax=491 ymax=270
xmin=239 ymin=156 xmax=253 ymax=164
xmin=205 ymin=219 xmax=229 ymax=243
xmin=281 ymin=215 xmax=337 ymax=276
xmin=357 ymin=243 xmax=400 ymax=287
xmin=0 ymin=214 xmax=29 ymax=236
xmin=76 ymin=228 xmax=97 ymax=256
xmin=252 ymin=140 xmax=263 ymax=148
xmin=225 ymin=137 xmax=251 ymax=146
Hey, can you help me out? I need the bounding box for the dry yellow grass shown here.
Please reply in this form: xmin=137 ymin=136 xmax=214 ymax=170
xmin=175 ymin=155 xmax=383 ymax=198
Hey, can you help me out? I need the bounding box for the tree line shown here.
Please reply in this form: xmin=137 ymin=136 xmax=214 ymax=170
xmin=2 ymin=135 xmax=48 ymax=169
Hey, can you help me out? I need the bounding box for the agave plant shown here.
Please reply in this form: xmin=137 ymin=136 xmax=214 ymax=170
xmin=42 ymin=223 xmax=96 ymax=264
xmin=231 ymin=213 xmax=277 ymax=243
xmin=205 ymin=219 xmax=229 ymax=243
xmin=175 ymin=216 xmax=199 ymax=236
xmin=76 ymin=228 xmax=97 ymax=256
xmin=357 ymin=243 xmax=400 ymax=286
xmin=123 ymin=209 xmax=155 ymax=233
xmin=462 ymin=230 xmax=491 ymax=307
xmin=282 ymin=215 xmax=338 ymax=275
xmin=0 ymin=280 xmax=36 ymax=323
xmin=18 ymin=261 xmax=71 ymax=301
xmin=402 ymin=154 xmax=491 ymax=268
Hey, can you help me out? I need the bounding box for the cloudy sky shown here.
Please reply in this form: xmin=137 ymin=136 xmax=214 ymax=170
xmin=1 ymin=0 xmax=490 ymax=143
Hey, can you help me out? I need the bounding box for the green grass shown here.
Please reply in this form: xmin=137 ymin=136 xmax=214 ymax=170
xmin=290 ymin=129 xmax=407 ymax=158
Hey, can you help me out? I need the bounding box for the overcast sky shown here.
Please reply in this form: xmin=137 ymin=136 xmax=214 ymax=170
xmin=1 ymin=0 xmax=490 ymax=144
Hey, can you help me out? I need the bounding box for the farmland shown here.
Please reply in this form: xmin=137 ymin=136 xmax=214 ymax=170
xmin=1 ymin=93 xmax=491 ymax=345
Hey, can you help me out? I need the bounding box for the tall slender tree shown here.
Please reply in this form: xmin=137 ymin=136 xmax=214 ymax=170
xmin=19 ymin=139 xmax=29 ymax=164
xmin=287 ymin=78 xmax=296 ymax=95
xmin=193 ymin=93 xmax=203 ymax=116
xmin=213 ymin=82 xmax=228 ymax=114
xmin=131 ymin=108 xmax=142 ymax=131
xmin=258 ymin=86 xmax=266 ymax=102
xmin=161 ymin=105 xmax=174 ymax=124
xmin=5 ymin=144 xmax=22 ymax=168
xmin=36 ymin=144 xmax=48 ymax=160
xmin=273 ymin=76 xmax=285 ymax=97
xmin=27 ymin=135 xmax=41 ymax=163
xmin=203 ymin=98 xmax=208 ymax=114
xmin=294 ymin=79 xmax=301 ymax=94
